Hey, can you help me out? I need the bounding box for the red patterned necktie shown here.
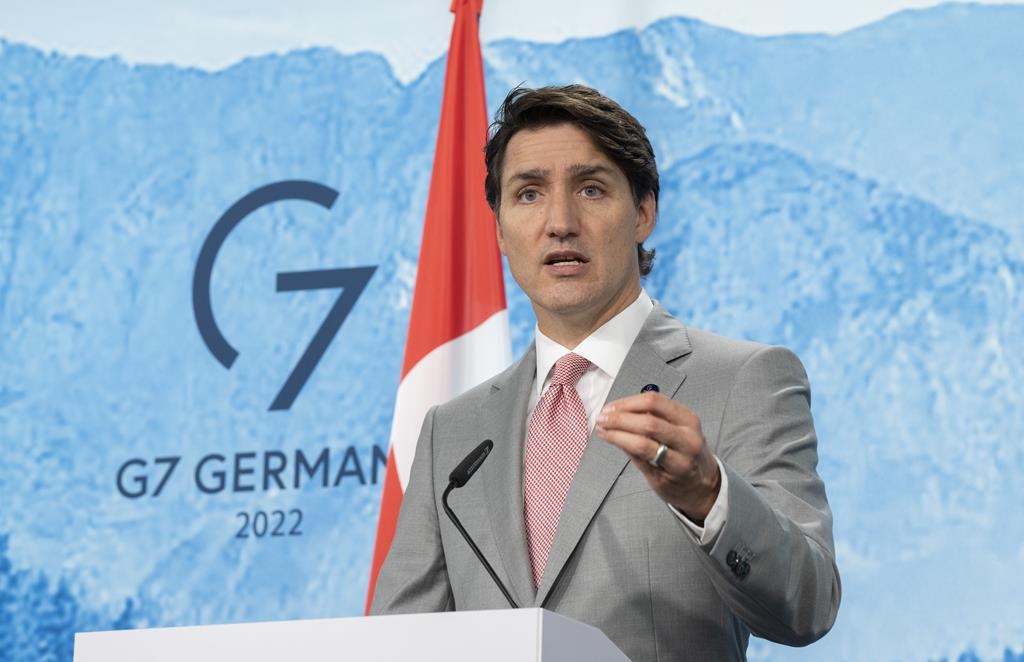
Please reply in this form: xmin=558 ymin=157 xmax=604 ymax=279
xmin=524 ymin=352 xmax=592 ymax=589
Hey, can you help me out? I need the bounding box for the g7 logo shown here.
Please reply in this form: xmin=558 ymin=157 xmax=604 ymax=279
xmin=192 ymin=180 xmax=376 ymax=411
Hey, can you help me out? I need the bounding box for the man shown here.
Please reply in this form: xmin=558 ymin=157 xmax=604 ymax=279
xmin=371 ymin=85 xmax=841 ymax=661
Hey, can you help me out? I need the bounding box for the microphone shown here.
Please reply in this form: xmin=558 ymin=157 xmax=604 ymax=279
xmin=449 ymin=439 xmax=493 ymax=487
xmin=441 ymin=440 xmax=519 ymax=609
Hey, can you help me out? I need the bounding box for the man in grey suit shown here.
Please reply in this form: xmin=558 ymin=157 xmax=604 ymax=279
xmin=371 ymin=85 xmax=841 ymax=661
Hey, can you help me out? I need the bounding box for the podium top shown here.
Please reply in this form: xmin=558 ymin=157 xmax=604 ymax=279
xmin=74 ymin=608 xmax=631 ymax=662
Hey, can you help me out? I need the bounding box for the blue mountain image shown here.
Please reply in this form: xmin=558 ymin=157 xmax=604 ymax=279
xmin=483 ymin=3 xmax=1024 ymax=253
xmin=1 ymin=4 xmax=1022 ymax=660
xmin=649 ymin=141 xmax=1024 ymax=659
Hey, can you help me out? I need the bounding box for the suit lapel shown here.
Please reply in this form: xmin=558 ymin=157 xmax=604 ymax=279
xmin=534 ymin=305 xmax=693 ymax=606
xmin=480 ymin=345 xmax=538 ymax=608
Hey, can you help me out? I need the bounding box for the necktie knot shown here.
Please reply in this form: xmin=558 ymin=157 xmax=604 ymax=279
xmin=550 ymin=352 xmax=590 ymax=387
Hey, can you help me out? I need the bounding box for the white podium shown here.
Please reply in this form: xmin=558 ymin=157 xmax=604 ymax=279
xmin=74 ymin=608 xmax=631 ymax=661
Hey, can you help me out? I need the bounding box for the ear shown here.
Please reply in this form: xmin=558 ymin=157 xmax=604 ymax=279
xmin=634 ymin=191 xmax=657 ymax=243
xmin=495 ymin=216 xmax=507 ymax=256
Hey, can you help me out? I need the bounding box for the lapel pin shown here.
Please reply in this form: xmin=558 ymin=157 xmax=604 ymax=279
xmin=641 ymin=383 xmax=660 ymax=393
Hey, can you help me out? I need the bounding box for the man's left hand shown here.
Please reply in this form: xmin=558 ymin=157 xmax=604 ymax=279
xmin=595 ymin=392 xmax=721 ymax=523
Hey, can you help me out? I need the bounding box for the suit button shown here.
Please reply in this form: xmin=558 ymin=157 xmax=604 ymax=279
xmin=726 ymin=550 xmax=739 ymax=568
xmin=737 ymin=561 xmax=750 ymax=578
xmin=641 ymin=383 xmax=660 ymax=393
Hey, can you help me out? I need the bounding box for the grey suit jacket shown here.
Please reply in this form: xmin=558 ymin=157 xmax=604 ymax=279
xmin=371 ymin=306 xmax=841 ymax=661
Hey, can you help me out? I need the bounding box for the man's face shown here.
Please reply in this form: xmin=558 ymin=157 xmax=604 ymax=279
xmin=496 ymin=123 xmax=656 ymax=337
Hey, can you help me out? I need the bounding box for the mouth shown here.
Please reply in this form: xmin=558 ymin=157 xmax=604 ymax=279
xmin=543 ymin=250 xmax=589 ymax=267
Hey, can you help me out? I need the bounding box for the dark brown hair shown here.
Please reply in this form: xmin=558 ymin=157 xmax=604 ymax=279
xmin=484 ymin=84 xmax=658 ymax=276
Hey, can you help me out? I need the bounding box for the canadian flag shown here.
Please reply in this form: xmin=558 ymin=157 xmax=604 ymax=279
xmin=365 ymin=0 xmax=510 ymax=611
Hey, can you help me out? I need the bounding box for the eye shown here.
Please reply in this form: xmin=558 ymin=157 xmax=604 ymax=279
xmin=581 ymin=184 xmax=604 ymax=198
xmin=518 ymin=189 xmax=539 ymax=203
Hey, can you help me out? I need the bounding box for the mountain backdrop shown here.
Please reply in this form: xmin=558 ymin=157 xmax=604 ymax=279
xmin=1 ymin=3 xmax=1022 ymax=660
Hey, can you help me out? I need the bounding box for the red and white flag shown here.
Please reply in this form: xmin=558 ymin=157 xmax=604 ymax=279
xmin=365 ymin=0 xmax=510 ymax=610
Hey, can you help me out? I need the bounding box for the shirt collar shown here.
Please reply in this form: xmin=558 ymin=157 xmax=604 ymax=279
xmin=534 ymin=289 xmax=654 ymax=395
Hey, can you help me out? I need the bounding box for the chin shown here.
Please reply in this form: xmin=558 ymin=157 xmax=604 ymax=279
xmin=534 ymin=289 xmax=600 ymax=318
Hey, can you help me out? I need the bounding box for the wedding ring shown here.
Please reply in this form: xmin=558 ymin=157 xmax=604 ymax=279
xmin=648 ymin=442 xmax=668 ymax=469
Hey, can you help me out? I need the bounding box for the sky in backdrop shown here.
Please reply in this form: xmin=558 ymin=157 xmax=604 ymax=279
xmin=2 ymin=0 xmax=1021 ymax=81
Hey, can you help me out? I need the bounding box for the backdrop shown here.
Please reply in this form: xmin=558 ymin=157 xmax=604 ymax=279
xmin=1 ymin=2 xmax=1022 ymax=660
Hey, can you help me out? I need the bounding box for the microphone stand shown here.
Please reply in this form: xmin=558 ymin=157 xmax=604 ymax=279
xmin=441 ymin=481 xmax=519 ymax=609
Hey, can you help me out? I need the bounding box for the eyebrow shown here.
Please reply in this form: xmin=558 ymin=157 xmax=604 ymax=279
xmin=504 ymin=163 xmax=617 ymax=186
xmin=505 ymin=168 xmax=549 ymax=186
xmin=567 ymin=163 xmax=616 ymax=178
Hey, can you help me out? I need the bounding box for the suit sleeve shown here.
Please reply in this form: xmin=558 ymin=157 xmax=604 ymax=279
xmin=688 ymin=345 xmax=841 ymax=645
xmin=369 ymin=406 xmax=455 ymax=615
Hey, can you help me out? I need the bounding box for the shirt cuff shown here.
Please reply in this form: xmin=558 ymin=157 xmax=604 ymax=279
xmin=668 ymin=457 xmax=729 ymax=545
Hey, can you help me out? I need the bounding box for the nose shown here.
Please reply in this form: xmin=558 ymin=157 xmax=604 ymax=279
xmin=544 ymin=187 xmax=580 ymax=239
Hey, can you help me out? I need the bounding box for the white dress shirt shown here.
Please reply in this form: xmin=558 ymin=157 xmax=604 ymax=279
xmin=527 ymin=289 xmax=729 ymax=544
